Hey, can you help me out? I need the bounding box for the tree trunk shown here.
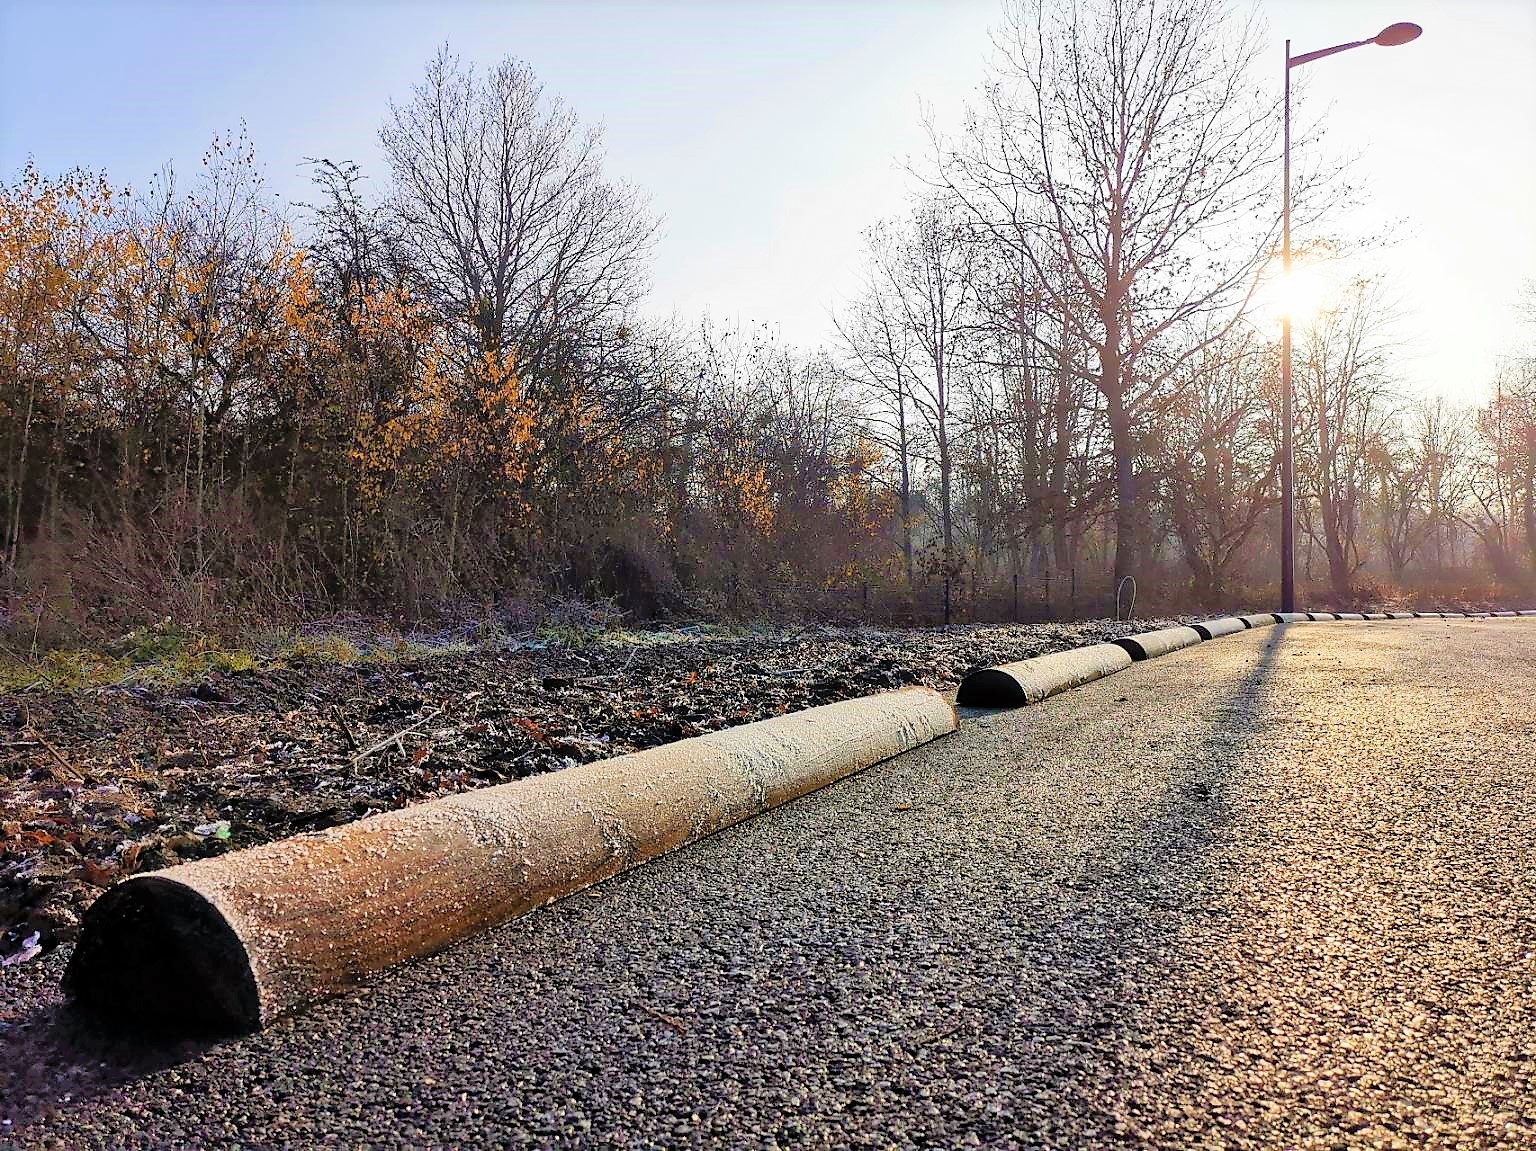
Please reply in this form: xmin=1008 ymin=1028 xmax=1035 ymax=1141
xmin=1525 ymin=440 xmax=1536 ymax=575
xmin=5 ymin=376 xmax=37 ymax=570
xmin=896 ymin=374 xmax=914 ymax=588
xmin=1316 ymin=394 xmax=1351 ymax=600
xmin=1105 ymin=384 xmax=1136 ymax=588
xmin=1099 ymin=281 xmax=1136 ymax=588
xmin=936 ymin=394 xmax=954 ymax=627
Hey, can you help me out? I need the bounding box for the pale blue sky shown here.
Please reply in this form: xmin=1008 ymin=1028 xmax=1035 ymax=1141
xmin=3 ymin=0 xmax=1533 ymax=403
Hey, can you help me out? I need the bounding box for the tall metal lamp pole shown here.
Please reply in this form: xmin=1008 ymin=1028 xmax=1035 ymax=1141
xmin=1280 ymin=20 xmax=1422 ymax=612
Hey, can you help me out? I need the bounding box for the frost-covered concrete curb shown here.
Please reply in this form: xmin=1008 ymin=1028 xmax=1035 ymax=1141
xmin=1113 ymin=625 xmax=1204 ymax=661
xmin=958 ymin=607 xmax=1536 ymax=711
xmin=1191 ymin=617 xmax=1248 ymax=640
xmin=956 ymin=644 xmax=1132 ymax=707
xmin=65 ymin=688 xmax=957 ymax=1032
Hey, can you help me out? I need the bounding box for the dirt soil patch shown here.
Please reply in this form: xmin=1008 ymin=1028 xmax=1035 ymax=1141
xmin=0 ymin=617 xmax=1185 ymax=961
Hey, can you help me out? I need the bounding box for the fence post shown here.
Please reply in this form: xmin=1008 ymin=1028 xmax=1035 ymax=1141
xmin=1070 ymin=567 xmax=1077 ymax=619
xmin=1012 ymin=571 xmax=1019 ymax=622
xmin=944 ymin=576 xmax=952 ymax=627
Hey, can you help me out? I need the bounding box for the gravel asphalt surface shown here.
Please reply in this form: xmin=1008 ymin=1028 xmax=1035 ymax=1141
xmin=3 ymin=618 xmax=1535 ymax=1148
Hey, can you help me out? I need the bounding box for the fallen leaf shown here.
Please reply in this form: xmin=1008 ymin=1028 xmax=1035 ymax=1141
xmin=2 ymin=932 xmax=42 ymax=967
xmin=512 ymin=717 xmax=550 ymax=744
xmin=77 ymin=859 xmax=119 ymax=887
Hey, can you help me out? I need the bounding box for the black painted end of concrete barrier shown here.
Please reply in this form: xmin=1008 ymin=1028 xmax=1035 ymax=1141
xmin=956 ymin=667 xmax=1030 ymax=708
xmin=64 ymin=875 xmax=258 ymax=1033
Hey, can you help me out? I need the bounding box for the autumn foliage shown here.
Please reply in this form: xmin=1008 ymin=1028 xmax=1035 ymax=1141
xmin=0 ymin=113 xmax=895 ymax=643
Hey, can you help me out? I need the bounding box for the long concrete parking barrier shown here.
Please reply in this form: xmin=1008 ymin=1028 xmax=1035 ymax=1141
xmin=65 ymin=688 xmax=957 ymax=1032
xmin=1113 ymin=625 xmax=1204 ymax=661
xmin=956 ymin=643 xmax=1132 ymax=708
xmin=1239 ymin=613 xmax=1279 ymax=629
xmin=1190 ymin=616 xmax=1249 ymax=640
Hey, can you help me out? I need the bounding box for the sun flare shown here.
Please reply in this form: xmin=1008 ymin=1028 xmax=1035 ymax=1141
xmin=1275 ymin=263 xmax=1331 ymax=323
xmin=1254 ymin=248 xmax=1344 ymax=330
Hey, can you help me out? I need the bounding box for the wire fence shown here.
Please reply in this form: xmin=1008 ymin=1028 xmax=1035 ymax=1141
xmin=757 ymin=568 xmax=1129 ymax=627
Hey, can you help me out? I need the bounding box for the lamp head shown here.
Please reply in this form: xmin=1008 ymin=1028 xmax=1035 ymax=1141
xmin=1373 ymin=22 xmax=1422 ymax=47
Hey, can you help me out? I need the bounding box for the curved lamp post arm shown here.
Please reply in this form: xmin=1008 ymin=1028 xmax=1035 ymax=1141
xmin=1291 ymin=22 xmax=1422 ymax=68
xmin=1289 ymin=39 xmax=1372 ymax=67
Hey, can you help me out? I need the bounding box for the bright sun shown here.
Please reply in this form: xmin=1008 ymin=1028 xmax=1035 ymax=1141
xmin=1254 ymin=248 xmax=1342 ymax=330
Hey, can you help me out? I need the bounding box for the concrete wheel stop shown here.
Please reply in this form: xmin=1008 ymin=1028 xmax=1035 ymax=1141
xmin=1112 ymin=625 xmax=1204 ymax=661
xmin=1190 ymin=616 xmax=1249 ymax=640
xmin=65 ymin=688 xmax=957 ymax=1033
xmin=956 ymin=644 xmax=1132 ymax=707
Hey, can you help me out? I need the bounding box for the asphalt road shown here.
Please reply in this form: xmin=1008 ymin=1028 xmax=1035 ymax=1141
xmin=4 ymin=619 xmax=1535 ymax=1149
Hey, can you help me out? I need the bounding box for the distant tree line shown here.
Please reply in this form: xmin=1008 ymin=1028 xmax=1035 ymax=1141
xmin=2 ymin=1 xmax=1533 ymax=644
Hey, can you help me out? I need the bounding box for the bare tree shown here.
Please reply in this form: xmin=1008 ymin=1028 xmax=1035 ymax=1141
xmin=936 ymin=0 xmax=1291 ymax=588
xmin=835 ymin=240 xmax=922 ymax=588
xmin=1368 ymin=420 xmax=1422 ymax=580
xmin=845 ymin=199 xmax=974 ymax=621
xmin=1160 ymin=327 xmax=1278 ymax=601
xmin=1410 ymin=398 xmax=1474 ymax=574
xmin=1462 ymin=363 xmax=1536 ymax=586
xmin=380 ymin=48 xmax=656 ymax=382
xmin=964 ymin=239 xmax=1108 ymax=590
xmin=1294 ymin=277 xmax=1397 ymax=599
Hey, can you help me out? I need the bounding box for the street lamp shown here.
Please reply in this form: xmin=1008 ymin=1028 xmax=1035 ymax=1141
xmin=1280 ymin=21 xmax=1422 ymax=613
